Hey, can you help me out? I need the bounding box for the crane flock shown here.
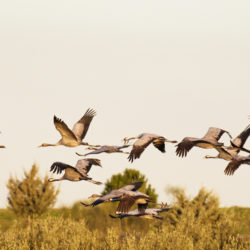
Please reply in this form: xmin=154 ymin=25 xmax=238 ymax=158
xmin=1 ymin=108 xmax=250 ymax=220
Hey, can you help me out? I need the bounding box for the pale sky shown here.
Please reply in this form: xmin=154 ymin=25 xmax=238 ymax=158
xmin=0 ymin=1 xmax=250 ymax=208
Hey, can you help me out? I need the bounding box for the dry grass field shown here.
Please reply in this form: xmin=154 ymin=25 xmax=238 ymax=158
xmin=1 ymin=188 xmax=250 ymax=249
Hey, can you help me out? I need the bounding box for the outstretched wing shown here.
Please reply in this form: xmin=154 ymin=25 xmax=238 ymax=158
xmin=116 ymin=195 xmax=149 ymax=214
xmin=231 ymin=124 xmax=250 ymax=148
xmin=50 ymin=162 xmax=75 ymax=174
xmin=72 ymin=108 xmax=96 ymax=141
xmin=152 ymin=137 xmax=166 ymax=153
xmin=176 ymin=137 xmax=200 ymax=157
xmin=120 ymin=182 xmax=143 ymax=192
xmin=54 ymin=116 xmax=77 ymax=141
xmin=75 ymin=158 xmax=101 ymax=176
xmin=116 ymin=195 xmax=137 ymax=214
xmin=203 ymin=127 xmax=232 ymax=141
xmin=224 ymin=160 xmax=241 ymax=176
xmin=128 ymin=137 xmax=154 ymax=162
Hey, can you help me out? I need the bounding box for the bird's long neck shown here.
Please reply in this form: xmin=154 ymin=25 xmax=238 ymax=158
xmin=40 ymin=142 xmax=60 ymax=147
xmin=48 ymin=177 xmax=62 ymax=182
xmin=204 ymin=155 xmax=218 ymax=159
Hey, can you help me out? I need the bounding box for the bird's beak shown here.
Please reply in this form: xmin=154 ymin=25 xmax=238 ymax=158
xmin=165 ymin=139 xmax=178 ymax=143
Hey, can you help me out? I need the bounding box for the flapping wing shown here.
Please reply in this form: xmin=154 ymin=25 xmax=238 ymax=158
xmin=75 ymin=158 xmax=101 ymax=176
xmin=72 ymin=108 xmax=96 ymax=141
xmin=224 ymin=160 xmax=241 ymax=176
xmin=54 ymin=116 xmax=78 ymax=141
xmin=203 ymin=127 xmax=232 ymax=141
xmin=50 ymin=162 xmax=74 ymax=174
xmin=176 ymin=137 xmax=199 ymax=157
xmin=116 ymin=195 xmax=137 ymax=214
xmin=128 ymin=137 xmax=154 ymax=162
xmin=120 ymin=182 xmax=143 ymax=192
xmin=231 ymin=124 xmax=250 ymax=148
xmin=152 ymin=137 xmax=166 ymax=153
xmin=116 ymin=195 xmax=150 ymax=214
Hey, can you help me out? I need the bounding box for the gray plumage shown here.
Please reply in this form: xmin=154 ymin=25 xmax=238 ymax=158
xmin=39 ymin=108 xmax=96 ymax=147
xmin=81 ymin=182 xmax=144 ymax=208
xmin=48 ymin=158 xmax=102 ymax=184
xmin=205 ymin=125 xmax=250 ymax=159
xmin=76 ymin=145 xmax=130 ymax=156
xmin=176 ymin=127 xmax=232 ymax=157
xmin=123 ymin=133 xmax=177 ymax=162
xmin=110 ymin=202 xmax=170 ymax=220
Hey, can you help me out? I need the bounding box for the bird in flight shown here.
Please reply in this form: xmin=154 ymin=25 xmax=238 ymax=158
xmin=81 ymin=182 xmax=144 ymax=207
xmin=123 ymin=133 xmax=177 ymax=162
xmin=48 ymin=158 xmax=102 ymax=185
xmin=39 ymin=108 xmax=97 ymax=147
xmin=110 ymin=202 xmax=170 ymax=220
xmin=204 ymin=124 xmax=250 ymax=160
xmin=75 ymin=144 xmax=130 ymax=157
xmin=176 ymin=127 xmax=232 ymax=158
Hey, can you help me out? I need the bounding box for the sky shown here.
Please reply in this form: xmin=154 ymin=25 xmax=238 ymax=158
xmin=0 ymin=0 xmax=250 ymax=208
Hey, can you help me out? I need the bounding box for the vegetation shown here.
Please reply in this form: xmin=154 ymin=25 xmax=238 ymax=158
xmin=1 ymin=186 xmax=250 ymax=249
xmin=6 ymin=164 xmax=59 ymax=217
xmin=102 ymin=168 xmax=158 ymax=203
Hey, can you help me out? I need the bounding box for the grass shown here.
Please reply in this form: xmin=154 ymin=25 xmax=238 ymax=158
xmin=1 ymin=188 xmax=250 ymax=249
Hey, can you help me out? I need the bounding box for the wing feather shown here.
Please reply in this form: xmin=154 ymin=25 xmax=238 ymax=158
xmin=54 ymin=116 xmax=77 ymax=141
xmin=75 ymin=158 xmax=101 ymax=176
xmin=224 ymin=160 xmax=241 ymax=176
xmin=231 ymin=124 xmax=250 ymax=148
xmin=152 ymin=137 xmax=166 ymax=153
xmin=119 ymin=182 xmax=143 ymax=192
xmin=128 ymin=137 xmax=154 ymax=162
xmin=72 ymin=108 xmax=96 ymax=141
xmin=176 ymin=138 xmax=196 ymax=157
xmin=50 ymin=162 xmax=75 ymax=174
xmin=203 ymin=127 xmax=232 ymax=141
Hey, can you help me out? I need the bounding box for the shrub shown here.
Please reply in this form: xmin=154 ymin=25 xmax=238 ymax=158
xmin=6 ymin=164 xmax=59 ymax=217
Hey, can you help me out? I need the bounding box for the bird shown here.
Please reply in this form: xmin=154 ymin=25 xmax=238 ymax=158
xmin=39 ymin=108 xmax=97 ymax=147
xmin=204 ymin=124 xmax=250 ymax=160
xmin=80 ymin=182 xmax=144 ymax=207
xmin=123 ymin=133 xmax=177 ymax=163
xmin=48 ymin=158 xmax=102 ymax=184
xmin=75 ymin=144 xmax=131 ymax=157
xmin=224 ymin=155 xmax=250 ymax=175
xmin=176 ymin=127 xmax=232 ymax=158
xmin=109 ymin=202 xmax=170 ymax=220
xmin=114 ymin=192 xmax=152 ymax=214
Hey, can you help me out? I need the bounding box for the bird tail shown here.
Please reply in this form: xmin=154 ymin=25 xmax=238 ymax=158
xmin=87 ymin=179 xmax=102 ymax=185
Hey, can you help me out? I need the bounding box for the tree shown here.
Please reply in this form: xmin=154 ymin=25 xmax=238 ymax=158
xmin=7 ymin=163 xmax=59 ymax=217
xmin=102 ymin=168 xmax=158 ymax=202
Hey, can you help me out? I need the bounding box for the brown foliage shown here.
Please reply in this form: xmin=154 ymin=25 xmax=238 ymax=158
xmin=6 ymin=164 xmax=59 ymax=217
